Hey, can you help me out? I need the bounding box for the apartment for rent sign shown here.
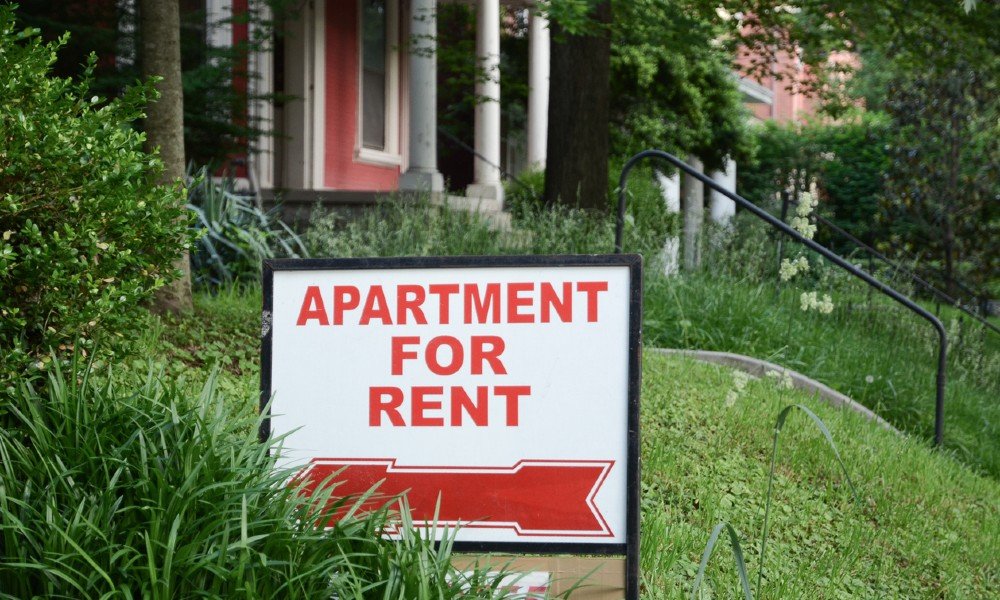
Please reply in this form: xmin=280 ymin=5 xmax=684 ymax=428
xmin=261 ymin=256 xmax=640 ymax=556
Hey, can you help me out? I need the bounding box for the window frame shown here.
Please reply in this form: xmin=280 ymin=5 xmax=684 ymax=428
xmin=355 ymin=0 xmax=401 ymax=167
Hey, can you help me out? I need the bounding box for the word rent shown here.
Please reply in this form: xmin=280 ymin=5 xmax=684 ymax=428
xmin=294 ymin=280 xmax=610 ymax=428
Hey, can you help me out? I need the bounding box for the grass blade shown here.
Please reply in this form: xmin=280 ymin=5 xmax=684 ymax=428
xmin=690 ymin=522 xmax=753 ymax=600
xmin=757 ymin=403 xmax=858 ymax=596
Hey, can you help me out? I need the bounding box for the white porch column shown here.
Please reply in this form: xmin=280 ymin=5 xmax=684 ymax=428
xmin=400 ymin=0 xmax=444 ymax=193
xmin=709 ymin=158 xmax=737 ymax=225
xmin=682 ymin=157 xmax=705 ymax=271
xmin=249 ymin=0 xmax=275 ymax=191
xmin=205 ymin=0 xmax=232 ymax=56
xmin=466 ymin=0 xmax=503 ymax=202
xmin=656 ymin=170 xmax=681 ymax=276
xmin=526 ymin=6 xmax=549 ymax=170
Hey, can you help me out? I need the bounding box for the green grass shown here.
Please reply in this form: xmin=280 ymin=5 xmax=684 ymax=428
xmin=640 ymin=353 xmax=999 ymax=598
xmin=642 ymin=273 xmax=1000 ymax=479
xmin=0 ymin=314 xmax=527 ymax=598
xmin=126 ymin=291 xmax=999 ymax=598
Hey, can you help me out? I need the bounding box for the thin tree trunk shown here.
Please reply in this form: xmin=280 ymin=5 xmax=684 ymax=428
xmin=140 ymin=0 xmax=192 ymax=313
xmin=543 ymin=2 xmax=611 ymax=210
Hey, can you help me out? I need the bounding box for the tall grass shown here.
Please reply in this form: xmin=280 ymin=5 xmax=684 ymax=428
xmin=303 ymin=171 xmax=672 ymax=261
xmin=0 ymin=359 xmax=487 ymax=598
xmin=643 ymin=271 xmax=1000 ymax=477
xmin=304 ymin=197 xmax=622 ymax=258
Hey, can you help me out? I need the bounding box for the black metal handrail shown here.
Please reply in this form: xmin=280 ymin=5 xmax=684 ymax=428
xmin=615 ymin=150 xmax=949 ymax=446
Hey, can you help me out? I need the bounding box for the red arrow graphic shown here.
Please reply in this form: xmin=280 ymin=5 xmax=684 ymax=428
xmin=296 ymin=459 xmax=615 ymax=537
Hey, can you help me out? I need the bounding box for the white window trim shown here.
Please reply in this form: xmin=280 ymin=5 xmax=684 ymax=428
xmin=355 ymin=0 xmax=401 ymax=168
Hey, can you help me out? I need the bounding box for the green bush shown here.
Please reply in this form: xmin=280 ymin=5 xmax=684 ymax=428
xmin=0 ymin=7 xmax=189 ymax=389
xmin=737 ymin=116 xmax=890 ymax=252
xmin=303 ymin=194 xmax=670 ymax=260
xmin=0 ymin=361 xmax=484 ymax=598
xmin=187 ymin=168 xmax=307 ymax=290
xmin=502 ymin=168 xmax=545 ymax=220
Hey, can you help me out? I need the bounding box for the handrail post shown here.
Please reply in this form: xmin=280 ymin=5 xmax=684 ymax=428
xmin=616 ymin=149 xmax=948 ymax=447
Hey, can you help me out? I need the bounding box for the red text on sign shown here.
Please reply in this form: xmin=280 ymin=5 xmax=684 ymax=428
xmin=369 ymin=385 xmax=531 ymax=426
xmin=391 ymin=335 xmax=507 ymax=376
xmin=295 ymin=281 xmax=609 ymax=326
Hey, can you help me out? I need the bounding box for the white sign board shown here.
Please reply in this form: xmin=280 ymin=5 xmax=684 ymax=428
xmin=262 ymin=256 xmax=640 ymax=559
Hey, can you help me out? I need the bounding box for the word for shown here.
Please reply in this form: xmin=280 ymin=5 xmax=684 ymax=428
xmin=296 ymin=281 xmax=609 ymax=326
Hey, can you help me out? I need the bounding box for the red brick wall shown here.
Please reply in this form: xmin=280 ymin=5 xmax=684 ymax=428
xmin=323 ymin=0 xmax=399 ymax=190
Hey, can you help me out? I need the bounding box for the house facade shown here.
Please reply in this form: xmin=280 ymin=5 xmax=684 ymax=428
xmin=210 ymin=0 xmax=550 ymax=214
xmin=209 ymin=1 xmax=817 ymax=217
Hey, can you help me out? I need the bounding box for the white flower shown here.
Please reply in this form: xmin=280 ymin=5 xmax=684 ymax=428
xmin=789 ymin=216 xmax=817 ymax=239
xmin=732 ymin=370 xmax=751 ymax=391
xmin=818 ymin=294 xmax=834 ymax=314
xmin=725 ymin=390 xmax=738 ymax=407
xmin=865 ymin=375 xmax=875 ymax=384
xmin=780 ymin=256 xmax=810 ymax=281
xmin=795 ymin=192 xmax=817 ymax=217
xmin=766 ymin=370 xmax=793 ymax=390
xmin=800 ymin=291 xmax=817 ymax=311
xmin=800 ymin=291 xmax=834 ymax=313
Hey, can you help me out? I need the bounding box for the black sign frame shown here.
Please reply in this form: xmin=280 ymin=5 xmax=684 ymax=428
xmin=261 ymin=254 xmax=642 ymax=600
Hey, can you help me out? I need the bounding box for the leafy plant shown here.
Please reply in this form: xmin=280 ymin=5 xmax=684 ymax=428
xmin=0 ymin=7 xmax=190 ymax=392
xmin=187 ymin=167 xmax=307 ymax=289
xmin=503 ymin=168 xmax=545 ymax=221
xmin=0 ymin=359 xmax=496 ymax=598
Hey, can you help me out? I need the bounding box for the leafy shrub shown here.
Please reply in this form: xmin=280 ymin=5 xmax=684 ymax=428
xmin=305 ymin=197 xmax=502 ymax=258
xmin=304 ymin=194 xmax=664 ymax=259
xmin=0 ymin=8 xmax=189 ymax=390
xmin=187 ymin=168 xmax=307 ymax=289
xmin=502 ymin=168 xmax=545 ymax=220
xmin=0 ymin=361 xmax=484 ymax=598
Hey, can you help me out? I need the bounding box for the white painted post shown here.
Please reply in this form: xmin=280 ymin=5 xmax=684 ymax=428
xmin=709 ymin=158 xmax=737 ymax=225
xmin=466 ymin=0 xmax=504 ymax=203
xmin=205 ymin=0 xmax=233 ymax=57
xmin=526 ymin=6 xmax=549 ymax=170
xmin=400 ymin=0 xmax=444 ymax=193
xmin=249 ymin=0 xmax=275 ymax=191
xmin=682 ymin=157 xmax=704 ymax=271
xmin=656 ymin=171 xmax=681 ymax=276
xmin=280 ymin=2 xmax=315 ymax=189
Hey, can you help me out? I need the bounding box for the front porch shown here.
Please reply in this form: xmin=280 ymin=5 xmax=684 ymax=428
xmin=234 ymin=0 xmax=549 ymax=212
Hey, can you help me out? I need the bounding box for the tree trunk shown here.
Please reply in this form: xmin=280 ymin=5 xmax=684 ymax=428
xmin=543 ymin=2 xmax=611 ymax=210
xmin=140 ymin=0 xmax=192 ymax=313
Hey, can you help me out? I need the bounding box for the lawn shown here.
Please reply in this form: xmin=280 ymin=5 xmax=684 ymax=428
xmin=134 ymin=289 xmax=999 ymax=598
xmin=640 ymin=353 xmax=998 ymax=598
xmin=643 ymin=273 xmax=1000 ymax=480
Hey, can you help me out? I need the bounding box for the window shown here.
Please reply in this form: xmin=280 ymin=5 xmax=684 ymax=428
xmin=358 ymin=0 xmax=398 ymax=163
xmin=361 ymin=0 xmax=386 ymax=150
